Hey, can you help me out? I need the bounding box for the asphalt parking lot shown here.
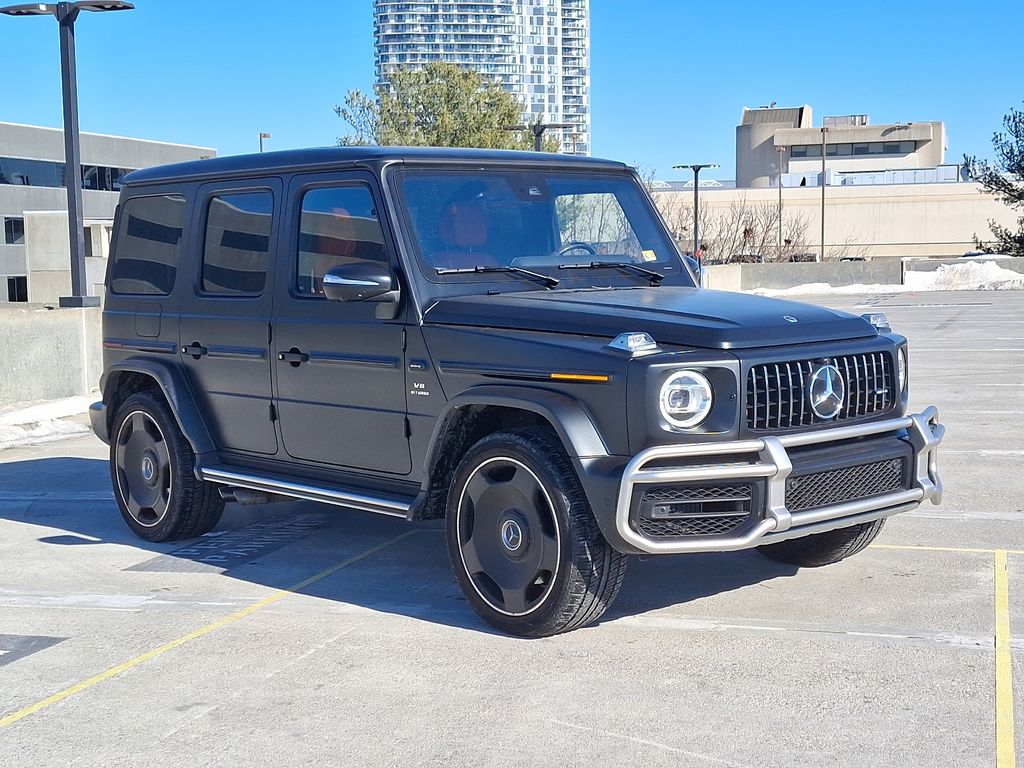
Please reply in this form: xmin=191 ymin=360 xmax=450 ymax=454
xmin=1 ymin=289 xmax=1022 ymax=767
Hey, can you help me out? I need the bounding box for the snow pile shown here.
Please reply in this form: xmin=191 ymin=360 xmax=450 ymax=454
xmin=749 ymin=259 xmax=1024 ymax=297
xmin=749 ymin=282 xmax=910 ymax=297
xmin=903 ymin=260 xmax=1024 ymax=292
xmin=0 ymin=395 xmax=93 ymax=452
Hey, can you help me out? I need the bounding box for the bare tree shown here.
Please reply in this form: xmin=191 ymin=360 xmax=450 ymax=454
xmin=652 ymin=192 xmax=813 ymax=264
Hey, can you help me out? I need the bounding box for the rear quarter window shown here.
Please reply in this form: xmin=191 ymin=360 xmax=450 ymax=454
xmin=109 ymin=193 xmax=186 ymax=295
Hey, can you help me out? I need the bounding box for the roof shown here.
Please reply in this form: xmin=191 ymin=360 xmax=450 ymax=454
xmin=0 ymin=121 xmax=215 ymax=152
xmin=124 ymin=146 xmax=627 ymax=186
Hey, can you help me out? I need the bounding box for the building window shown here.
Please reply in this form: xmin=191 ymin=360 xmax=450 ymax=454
xmin=6 ymin=276 xmax=27 ymax=302
xmin=0 ymin=157 xmax=133 ymax=190
xmin=4 ymin=217 xmax=25 ymax=245
xmin=790 ymin=141 xmax=917 ymax=158
xmin=109 ymin=194 xmax=186 ymax=296
xmin=201 ymin=191 xmax=273 ymax=296
xmin=296 ymin=185 xmax=386 ymax=297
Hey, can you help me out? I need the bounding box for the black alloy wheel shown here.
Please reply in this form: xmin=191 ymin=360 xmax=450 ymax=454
xmin=110 ymin=391 xmax=224 ymax=542
xmin=446 ymin=428 xmax=628 ymax=637
xmin=114 ymin=410 xmax=172 ymax=529
xmin=455 ymin=455 xmax=561 ymax=616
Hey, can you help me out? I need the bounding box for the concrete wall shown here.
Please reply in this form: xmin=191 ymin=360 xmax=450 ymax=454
xmin=23 ymin=212 xmax=110 ymax=304
xmin=653 ymin=181 xmax=1019 ymax=260
xmin=0 ymin=306 xmax=101 ymax=407
xmin=704 ymin=260 xmax=904 ymax=292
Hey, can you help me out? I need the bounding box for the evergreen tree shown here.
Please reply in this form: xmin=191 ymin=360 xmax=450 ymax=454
xmin=967 ymin=102 xmax=1024 ymax=256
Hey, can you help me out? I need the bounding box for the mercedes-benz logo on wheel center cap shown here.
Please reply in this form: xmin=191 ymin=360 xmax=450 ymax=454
xmin=501 ymin=519 xmax=524 ymax=552
xmin=808 ymin=364 xmax=845 ymax=420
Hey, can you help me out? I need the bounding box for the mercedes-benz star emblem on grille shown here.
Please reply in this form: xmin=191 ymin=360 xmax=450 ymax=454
xmin=783 ymin=315 xmax=798 ymax=323
xmin=807 ymin=363 xmax=846 ymax=420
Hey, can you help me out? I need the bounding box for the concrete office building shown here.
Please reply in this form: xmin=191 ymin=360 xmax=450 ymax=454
xmin=736 ymin=105 xmax=947 ymax=189
xmin=651 ymin=105 xmax=1016 ymax=260
xmin=0 ymin=122 xmax=214 ymax=303
xmin=373 ymin=0 xmax=590 ymax=155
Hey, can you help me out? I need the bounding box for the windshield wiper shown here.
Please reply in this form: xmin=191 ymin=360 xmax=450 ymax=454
xmin=558 ymin=261 xmax=665 ymax=284
xmin=435 ymin=265 xmax=559 ymax=289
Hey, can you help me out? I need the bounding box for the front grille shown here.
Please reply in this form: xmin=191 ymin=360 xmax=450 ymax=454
xmin=786 ymin=458 xmax=906 ymax=513
xmin=636 ymin=483 xmax=753 ymax=539
xmin=746 ymin=351 xmax=895 ymax=431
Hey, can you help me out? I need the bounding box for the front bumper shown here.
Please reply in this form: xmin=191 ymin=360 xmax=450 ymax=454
xmin=614 ymin=406 xmax=944 ymax=554
xmin=90 ymin=401 xmax=109 ymax=445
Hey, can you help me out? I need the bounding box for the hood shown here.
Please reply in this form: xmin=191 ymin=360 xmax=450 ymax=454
xmin=423 ymin=287 xmax=877 ymax=350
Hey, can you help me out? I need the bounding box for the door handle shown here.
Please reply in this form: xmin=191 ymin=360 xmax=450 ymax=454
xmin=182 ymin=342 xmax=208 ymax=359
xmin=278 ymin=348 xmax=309 ymax=366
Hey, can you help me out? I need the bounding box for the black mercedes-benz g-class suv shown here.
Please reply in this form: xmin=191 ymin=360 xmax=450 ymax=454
xmin=91 ymin=147 xmax=944 ymax=636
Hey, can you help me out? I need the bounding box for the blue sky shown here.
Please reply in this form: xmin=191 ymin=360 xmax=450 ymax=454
xmin=2 ymin=0 xmax=1021 ymax=180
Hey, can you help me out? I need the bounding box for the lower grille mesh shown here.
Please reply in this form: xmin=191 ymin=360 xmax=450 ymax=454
xmin=637 ymin=483 xmax=752 ymax=539
xmin=786 ymin=458 xmax=905 ymax=513
xmin=638 ymin=515 xmax=750 ymax=538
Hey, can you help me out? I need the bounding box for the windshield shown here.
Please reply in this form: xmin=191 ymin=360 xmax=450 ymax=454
xmin=395 ymin=168 xmax=692 ymax=288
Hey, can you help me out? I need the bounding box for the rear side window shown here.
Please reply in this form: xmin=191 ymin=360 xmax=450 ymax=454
xmin=109 ymin=194 xmax=185 ymax=295
xmin=296 ymin=185 xmax=386 ymax=297
xmin=201 ymin=191 xmax=273 ymax=296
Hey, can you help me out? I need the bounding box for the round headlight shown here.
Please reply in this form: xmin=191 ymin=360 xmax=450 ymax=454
xmin=659 ymin=370 xmax=713 ymax=429
xmin=898 ymin=347 xmax=908 ymax=392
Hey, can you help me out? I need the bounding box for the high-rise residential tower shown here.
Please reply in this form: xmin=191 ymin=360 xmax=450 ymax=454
xmin=373 ymin=0 xmax=590 ymax=155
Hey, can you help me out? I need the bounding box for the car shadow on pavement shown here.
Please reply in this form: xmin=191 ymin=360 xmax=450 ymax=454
xmin=0 ymin=456 xmax=800 ymax=635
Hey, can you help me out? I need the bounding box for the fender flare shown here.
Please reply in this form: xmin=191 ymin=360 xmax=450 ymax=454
xmin=420 ymin=384 xmax=609 ymax=490
xmin=102 ymin=358 xmax=217 ymax=456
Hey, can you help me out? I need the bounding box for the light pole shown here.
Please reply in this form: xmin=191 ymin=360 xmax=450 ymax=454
xmin=1 ymin=1 xmax=134 ymax=308
xmin=258 ymin=132 xmax=271 ymax=153
xmin=776 ymin=145 xmax=785 ymax=260
xmin=672 ymin=163 xmax=719 ymax=282
xmin=820 ymin=126 xmax=828 ymax=262
xmin=502 ymin=121 xmax=575 ymax=152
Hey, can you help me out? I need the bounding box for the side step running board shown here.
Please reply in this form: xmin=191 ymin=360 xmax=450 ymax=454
xmin=199 ymin=466 xmax=412 ymax=519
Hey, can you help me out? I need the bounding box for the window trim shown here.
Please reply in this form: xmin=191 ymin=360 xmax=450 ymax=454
xmin=289 ymin=178 xmax=389 ymax=302
xmin=196 ymin=186 xmax=276 ymax=299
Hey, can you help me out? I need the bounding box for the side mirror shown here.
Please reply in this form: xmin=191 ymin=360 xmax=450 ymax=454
xmin=322 ymin=263 xmax=393 ymax=302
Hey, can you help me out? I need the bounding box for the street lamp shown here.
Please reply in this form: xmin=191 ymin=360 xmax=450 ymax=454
xmin=258 ymin=132 xmax=271 ymax=153
xmin=820 ymin=126 xmax=828 ymax=262
xmin=672 ymin=163 xmax=719 ymax=283
xmin=776 ymin=145 xmax=786 ymax=259
xmin=1 ymin=1 xmax=135 ymax=308
xmin=502 ymin=121 xmax=575 ymax=152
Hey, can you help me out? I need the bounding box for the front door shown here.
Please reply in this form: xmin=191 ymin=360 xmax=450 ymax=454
xmin=180 ymin=179 xmax=280 ymax=456
xmin=271 ymin=171 xmax=411 ymax=474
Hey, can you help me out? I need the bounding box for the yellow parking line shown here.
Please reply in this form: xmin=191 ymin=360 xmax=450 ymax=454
xmin=872 ymin=544 xmax=1024 ymax=556
xmin=0 ymin=530 xmax=420 ymax=730
xmin=996 ymin=550 xmax=1016 ymax=768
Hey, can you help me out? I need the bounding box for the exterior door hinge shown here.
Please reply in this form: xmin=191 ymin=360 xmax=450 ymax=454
xmin=269 ymin=403 xmax=277 ymax=422
xmin=267 ymin=322 xmax=273 ymax=344
xmin=404 ymin=417 xmax=411 ymax=438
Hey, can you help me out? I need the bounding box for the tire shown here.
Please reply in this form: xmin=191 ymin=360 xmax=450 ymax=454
xmin=756 ymin=519 xmax=885 ymax=567
xmin=109 ymin=391 xmax=224 ymax=542
xmin=446 ymin=427 xmax=627 ymax=637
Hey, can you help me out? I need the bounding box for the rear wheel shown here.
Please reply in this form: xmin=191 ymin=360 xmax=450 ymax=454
xmin=110 ymin=391 xmax=224 ymax=542
xmin=756 ymin=519 xmax=885 ymax=567
xmin=446 ymin=428 xmax=627 ymax=637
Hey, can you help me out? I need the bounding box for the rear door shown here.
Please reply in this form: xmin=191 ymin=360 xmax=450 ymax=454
xmin=179 ymin=178 xmax=280 ymax=456
xmin=271 ymin=171 xmax=411 ymax=474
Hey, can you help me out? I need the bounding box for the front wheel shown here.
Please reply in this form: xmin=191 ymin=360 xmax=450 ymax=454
xmin=110 ymin=391 xmax=224 ymax=542
xmin=446 ymin=428 xmax=627 ymax=637
xmin=756 ymin=519 xmax=885 ymax=567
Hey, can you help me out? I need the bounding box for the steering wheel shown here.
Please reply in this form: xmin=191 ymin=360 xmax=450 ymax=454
xmin=557 ymin=241 xmax=598 ymax=258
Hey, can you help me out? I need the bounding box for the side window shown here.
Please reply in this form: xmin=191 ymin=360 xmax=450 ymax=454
xmin=296 ymin=184 xmax=386 ymax=297
xmin=201 ymin=191 xmax=273 ymax=296
xmin=109 ymin=194 xmax=185 ymax=295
